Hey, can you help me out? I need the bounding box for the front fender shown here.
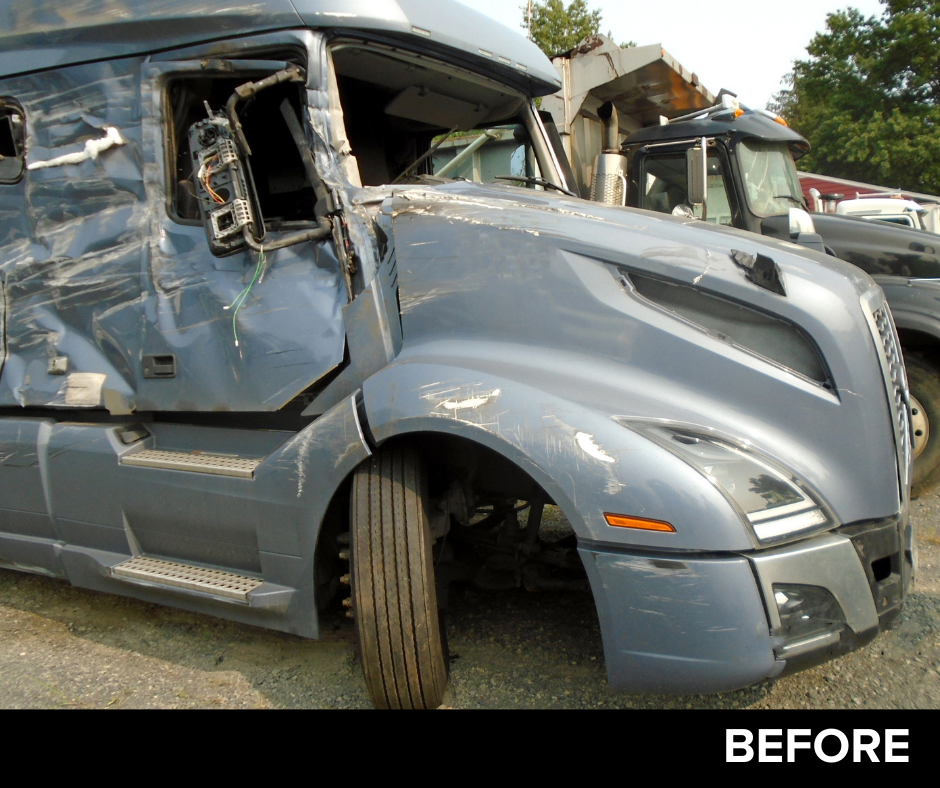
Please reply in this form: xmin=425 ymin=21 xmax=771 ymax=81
xmin=363 ymin=360 xmax=754 ymax=552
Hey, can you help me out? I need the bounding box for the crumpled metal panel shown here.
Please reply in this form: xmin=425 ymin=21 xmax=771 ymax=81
xmin=0 ymin=58 xmax=146 ymax=408
xmin=0 ymin=1 xmax=302 ymax=79
xmin=0 ymin=33 xmax=348 ymax=412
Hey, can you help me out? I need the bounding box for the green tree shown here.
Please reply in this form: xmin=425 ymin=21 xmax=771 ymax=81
xmin=523 ymin=0 xmax=602 ymax=55
xmin=770 ymin=0 xmax=940 ymax=194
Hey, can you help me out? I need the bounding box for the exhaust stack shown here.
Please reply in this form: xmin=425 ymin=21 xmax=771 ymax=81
xmin=590 ymin=102 xmax=628 ymax=206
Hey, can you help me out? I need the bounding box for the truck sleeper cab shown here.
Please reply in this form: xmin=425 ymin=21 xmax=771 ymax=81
xmin=0 ymin=0 xmax=913 ymax=708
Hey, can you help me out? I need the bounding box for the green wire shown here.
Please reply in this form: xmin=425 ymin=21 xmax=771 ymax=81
xmin=225 ymin=246 xmax=265 ymax=347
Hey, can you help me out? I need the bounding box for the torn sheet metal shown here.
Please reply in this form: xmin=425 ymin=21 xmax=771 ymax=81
xmin=0 ymin=1 xmax=304 ymax=80
xmin=0 ymin=31 xmax=354 ymax=413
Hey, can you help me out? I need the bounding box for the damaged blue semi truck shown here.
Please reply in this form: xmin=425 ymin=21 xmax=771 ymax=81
xmin=0 ymin=0 xmax=915 ymax=708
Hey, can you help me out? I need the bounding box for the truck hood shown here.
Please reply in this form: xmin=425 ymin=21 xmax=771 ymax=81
xmin=376 ymin=179 xmax=902 ymax=527
xmin=380 ymin=180 xmax=878 ymax=300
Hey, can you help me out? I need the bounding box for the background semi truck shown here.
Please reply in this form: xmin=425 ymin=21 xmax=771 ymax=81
xmin=0 ymin=3 xmax=913 ymax=709
xmin=544 ymin=34 xmax=940 ymax=490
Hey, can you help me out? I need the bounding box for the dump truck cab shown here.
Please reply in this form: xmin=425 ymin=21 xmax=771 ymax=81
xmin=0 ymin=2 xmax=915 ymax=708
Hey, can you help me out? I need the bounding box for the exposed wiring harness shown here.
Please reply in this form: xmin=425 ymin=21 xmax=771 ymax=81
xmin=197 ymin=154 xmax=226 ymax=205
xmin=224 ymin=245 xmax=265 ymax=347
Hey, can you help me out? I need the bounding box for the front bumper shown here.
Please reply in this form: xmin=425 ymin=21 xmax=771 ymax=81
xmin=580 ymin=511 xmax=912 ymax=694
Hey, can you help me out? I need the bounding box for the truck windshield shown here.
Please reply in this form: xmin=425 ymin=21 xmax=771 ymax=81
xmin=737 ymin=139 xmax=804 ymax=217
xmin=328 ymin=41 xmax=560 ymax=191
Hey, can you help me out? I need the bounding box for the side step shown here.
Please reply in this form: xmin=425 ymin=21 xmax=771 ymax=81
xmin=111 ymin=556 xmax=262 ymax=601
xmin=121 ymin=448 xmax=262 ymax=478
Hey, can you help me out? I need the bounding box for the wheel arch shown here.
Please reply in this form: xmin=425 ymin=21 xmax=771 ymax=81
xmin=310 ymin=422 xmax=584 ymax=625
xmin=359 ymin=360 xmax=756 ymax=551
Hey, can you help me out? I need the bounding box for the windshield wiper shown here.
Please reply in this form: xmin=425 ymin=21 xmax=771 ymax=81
xmin=775 ymin=194 xmax=805 ymax=207
xmin=495 ymin=175 xmax=579 ymax=199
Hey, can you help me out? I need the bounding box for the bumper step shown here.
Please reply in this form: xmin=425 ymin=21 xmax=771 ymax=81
xmin=111 ymin=556 xmax=262 ymax=601
xmin=121 ymin=448 xmax=262 ymax=478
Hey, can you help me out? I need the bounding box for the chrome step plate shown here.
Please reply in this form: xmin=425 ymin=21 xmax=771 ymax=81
xmin=121 ymin=449 xmax=262 ymax=478
xmin=111 ymin=556 xmax=262 ymax=601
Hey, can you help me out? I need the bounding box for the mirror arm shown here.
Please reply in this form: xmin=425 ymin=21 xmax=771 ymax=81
xmin=241 ymin=218 xmax=332 ymax=253
xmin=226 ymin=65 xmax=307 ymax=156
xmin=278 ymin=98 xmax=331 ymax=214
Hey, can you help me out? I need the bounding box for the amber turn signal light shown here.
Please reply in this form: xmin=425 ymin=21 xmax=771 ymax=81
xmin=604 ymin=513 xmax=676 ymax=532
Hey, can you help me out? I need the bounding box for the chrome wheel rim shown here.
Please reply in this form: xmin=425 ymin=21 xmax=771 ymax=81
xmin=911 ymin=395 xmax=929 ymax=459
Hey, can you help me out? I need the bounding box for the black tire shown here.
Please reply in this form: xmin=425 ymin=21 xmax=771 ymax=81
xmin=907 ymin=354 xmax=940 ymax=491
xmin=350 ymin=445 xmax=447 ymax=709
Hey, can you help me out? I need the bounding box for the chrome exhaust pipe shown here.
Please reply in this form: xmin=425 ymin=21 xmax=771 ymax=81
xmin=590 ymin=102 xmax=628 ymax=206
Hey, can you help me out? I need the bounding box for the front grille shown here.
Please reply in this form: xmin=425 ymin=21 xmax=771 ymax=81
xmin=864 ymin=298 xmax=912 ymax=494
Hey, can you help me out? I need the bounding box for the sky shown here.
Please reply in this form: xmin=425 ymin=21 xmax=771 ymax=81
xmin=455 ymin=0 xmax=887 ymax=109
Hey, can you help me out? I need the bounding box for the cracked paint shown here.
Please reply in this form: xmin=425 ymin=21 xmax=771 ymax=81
xmin=692 ymin=264 xmax=710 ymax=285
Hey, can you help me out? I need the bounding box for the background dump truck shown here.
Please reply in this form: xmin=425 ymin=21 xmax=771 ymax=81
xmin=0 ymin=2 xmax=914 ymax=709
xmin=545 ymin=34 xmax=940 ymax=491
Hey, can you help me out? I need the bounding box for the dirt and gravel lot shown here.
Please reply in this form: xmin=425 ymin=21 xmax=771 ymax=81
xmin=1 ymin=493 xmax=938 ymax=709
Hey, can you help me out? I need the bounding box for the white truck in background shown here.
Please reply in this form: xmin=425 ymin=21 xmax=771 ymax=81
xmin=830 ymin=195 xmax=940 ymax=235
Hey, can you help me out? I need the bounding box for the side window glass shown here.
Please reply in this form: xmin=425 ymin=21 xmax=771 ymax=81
xmin=704 ymin=159 xmax=733 ymax=226
xmin=0 ymin=100 xmax=25 ymax=184
xmin=643 ymin=151 xmax=733 ymax=226
xmin=166 ymin=69 xmax=316 ymax=227
xmin=643 ymin=153 xmax=687 ymax=214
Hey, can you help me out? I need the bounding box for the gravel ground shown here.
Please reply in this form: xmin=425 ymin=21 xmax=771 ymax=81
xmin=0 ymin=496 xmax=938 ymax=709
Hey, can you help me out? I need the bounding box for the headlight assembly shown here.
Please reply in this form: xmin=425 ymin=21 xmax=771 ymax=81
xmin=620 ymin=420 xmax=832 ymax=546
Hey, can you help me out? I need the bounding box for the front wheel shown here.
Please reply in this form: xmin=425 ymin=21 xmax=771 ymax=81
xmin=350 ymin=445 xmax=448 ymax=709
xmin=906 ymin=354 xmax=940 ymax=491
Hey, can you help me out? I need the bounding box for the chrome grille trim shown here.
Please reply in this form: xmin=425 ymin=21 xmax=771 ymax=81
xmin=861 ymin=291 xmax=912 ymax=496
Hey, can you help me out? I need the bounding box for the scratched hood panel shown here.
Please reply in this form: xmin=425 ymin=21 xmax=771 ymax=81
xmin=384 ymin=180 xmax=900 ymax=525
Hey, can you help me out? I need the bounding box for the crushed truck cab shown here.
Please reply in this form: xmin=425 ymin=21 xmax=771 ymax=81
xmin=0 ymin=1 xmax=914 ymax=707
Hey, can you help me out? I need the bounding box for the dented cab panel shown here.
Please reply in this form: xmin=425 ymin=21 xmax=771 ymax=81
xmin=0 ymin=36 xmax=348 ymax=413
